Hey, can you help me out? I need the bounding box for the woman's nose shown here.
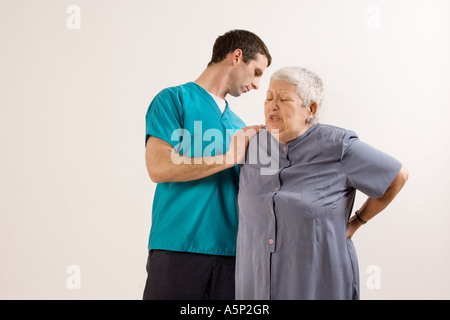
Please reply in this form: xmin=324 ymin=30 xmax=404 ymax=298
xmin=269 ymin=101 xmax=279 ymax=111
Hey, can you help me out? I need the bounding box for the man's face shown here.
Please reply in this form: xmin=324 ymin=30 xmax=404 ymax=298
xmin=228 ymin=53 xmax=268 ymax=97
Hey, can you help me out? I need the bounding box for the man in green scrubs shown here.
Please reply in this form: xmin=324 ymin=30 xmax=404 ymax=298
xmin=143 ymin=30 xmax=272 ymax=300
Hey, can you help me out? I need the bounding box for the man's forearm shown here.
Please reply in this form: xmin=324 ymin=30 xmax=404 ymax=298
xmin=154 ymin=151 xmax=234 ymax=182
xmin=146 ymin=136 xmax=237 ymax=183
xmin=146 ymin=125 xmax=262 ymax=183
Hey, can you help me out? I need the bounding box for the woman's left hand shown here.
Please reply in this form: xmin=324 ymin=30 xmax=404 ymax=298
xmin=346 ymin=165 xmax=409 ymax=240
xmin=346 ymin=215 xmax=361 ymax=239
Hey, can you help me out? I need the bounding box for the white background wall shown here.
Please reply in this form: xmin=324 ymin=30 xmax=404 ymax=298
xmin=1 ymin=0 xmax=449 ymax=299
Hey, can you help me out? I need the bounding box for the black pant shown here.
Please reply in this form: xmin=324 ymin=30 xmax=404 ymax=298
xmin=142 ymin=250 xmax=236 ymax=300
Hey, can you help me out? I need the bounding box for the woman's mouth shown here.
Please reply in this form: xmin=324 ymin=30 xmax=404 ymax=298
xmin=268 ymin=114 xmax=281 ymax=122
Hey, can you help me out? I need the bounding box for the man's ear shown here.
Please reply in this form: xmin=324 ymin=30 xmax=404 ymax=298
xmin=231 ymin=49 xmax=243 ymax=65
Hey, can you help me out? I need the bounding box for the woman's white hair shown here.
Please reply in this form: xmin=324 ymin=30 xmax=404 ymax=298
xmin=271 ymin=66 xmax=324 ymax=122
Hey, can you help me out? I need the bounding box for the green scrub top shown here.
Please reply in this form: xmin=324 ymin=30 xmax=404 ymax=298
xmin=145 ymin=82 xmax=246 ymax=256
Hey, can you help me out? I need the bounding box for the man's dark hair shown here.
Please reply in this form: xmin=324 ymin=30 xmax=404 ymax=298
xmin=208 ymin=29 xmax=272 ymax=67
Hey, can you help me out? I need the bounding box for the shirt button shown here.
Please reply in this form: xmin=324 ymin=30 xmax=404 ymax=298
xmin=283 ymin=147 xmax=287 ymax=152
xmin=270 ymin=210 xmax=274 ymax=215
xmin=273 ymin=187 xmax=278 ymax=192
xmin=269 ymin=239 xmax=274 ymax=245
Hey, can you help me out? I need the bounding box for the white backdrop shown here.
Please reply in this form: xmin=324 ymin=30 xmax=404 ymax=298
xmin=1 ymin=0 xmax=449 ymax=299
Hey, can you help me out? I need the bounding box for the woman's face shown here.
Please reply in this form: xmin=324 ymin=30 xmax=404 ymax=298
xmin=264 ymin=79 xmax=313 ymax=144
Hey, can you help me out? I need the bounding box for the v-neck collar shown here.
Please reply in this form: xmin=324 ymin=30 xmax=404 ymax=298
xmin=188 ymin=82 xmax=229 ymax=119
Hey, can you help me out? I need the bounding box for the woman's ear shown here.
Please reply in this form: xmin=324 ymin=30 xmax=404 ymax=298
xmin=309 ymin=102 xmax=318 ymax=116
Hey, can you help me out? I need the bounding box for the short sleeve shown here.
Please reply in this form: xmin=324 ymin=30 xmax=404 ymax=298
xmin=145 ymin=88 xmax=183 ymax=147
xmin=341 ymin=131 xmax=402 ymax=199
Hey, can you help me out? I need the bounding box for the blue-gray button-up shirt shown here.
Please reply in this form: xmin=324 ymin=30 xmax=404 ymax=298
xmin=236 ymin=124 xmax=402 ymax=300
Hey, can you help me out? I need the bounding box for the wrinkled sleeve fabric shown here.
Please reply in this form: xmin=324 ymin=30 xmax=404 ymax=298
xmin=145 ymin=88 xmax=183 ymax=148
xmin=341 ymin=131 xmax=402 ymax=199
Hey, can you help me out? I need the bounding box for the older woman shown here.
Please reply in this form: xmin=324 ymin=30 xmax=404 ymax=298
xmin=236 ymin=66 xmax=408 ymax=300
